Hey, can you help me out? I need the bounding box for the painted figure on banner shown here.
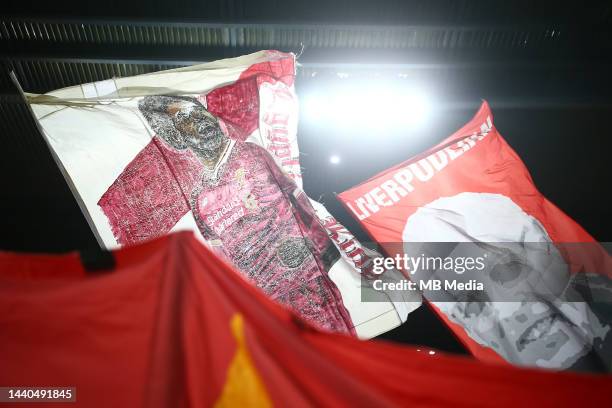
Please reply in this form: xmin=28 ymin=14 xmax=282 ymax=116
xmin=97 ymin=94 xmax=354 ymax=335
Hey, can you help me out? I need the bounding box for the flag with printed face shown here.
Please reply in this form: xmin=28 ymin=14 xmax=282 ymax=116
xmin=338 ymin=101 xmax=612 ymax=371
xmin=24 ymin=50 xmax=419 ymax=338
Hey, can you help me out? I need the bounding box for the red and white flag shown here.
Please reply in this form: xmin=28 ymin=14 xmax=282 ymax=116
xmin=24 ymin=51 xmax=419 ymax=339
xmin=339 ymin=101 xmax=612 ymax=371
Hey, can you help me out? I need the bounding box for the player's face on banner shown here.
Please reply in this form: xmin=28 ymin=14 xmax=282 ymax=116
xmin=172 ymin=103 xmax=226 ymax=154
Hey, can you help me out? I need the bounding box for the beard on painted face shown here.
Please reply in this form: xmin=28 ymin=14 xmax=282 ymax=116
xmin=173 ymin=106 xmax=226 ymax=156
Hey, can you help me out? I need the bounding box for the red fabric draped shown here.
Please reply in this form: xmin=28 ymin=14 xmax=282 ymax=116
xmin=0 ymin=232 xmax=610 ymax=407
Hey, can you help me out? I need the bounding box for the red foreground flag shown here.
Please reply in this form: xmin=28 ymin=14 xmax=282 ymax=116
xmin=338 ymin=101 xmax=612 ymax=371
xmin=1 ymin=231 xmax=611 ymax=406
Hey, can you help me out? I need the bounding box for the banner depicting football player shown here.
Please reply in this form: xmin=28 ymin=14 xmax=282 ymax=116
xmin=98 ymin=94 xmax=354 ymax=334
xmin=23 ymin=51 xmax=419 ymax=338
xmin=339 ymin=101 xmax=612 ymax=371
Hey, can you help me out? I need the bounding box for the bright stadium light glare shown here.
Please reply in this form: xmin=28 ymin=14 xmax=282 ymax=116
xmin=380 ymin=87 xmax=432 ymax=128
xmin=304 ymin=93 xmax=327 ymax=121
xmin=398 ymin=90 xmax=432 ymax=127
xmin=331 ymin=92 xmax=361 ymax=127
xmin=304 ymin=84 xmax=432 ymax=130
xmin=329 ymin=155 xmax=341 ymax=165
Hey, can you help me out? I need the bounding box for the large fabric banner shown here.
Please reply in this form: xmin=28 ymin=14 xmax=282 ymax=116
xmin=338 ymin=101 xmax=612 ymax=371
xmin=1 ymin=231 xmax=610 ymax=407
xmin=24 ymin=50 xmax=419 ymax=338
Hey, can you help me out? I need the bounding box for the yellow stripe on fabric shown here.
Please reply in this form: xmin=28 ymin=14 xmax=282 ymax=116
xmin=214 ymin=314 xmax=273 ymax=408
